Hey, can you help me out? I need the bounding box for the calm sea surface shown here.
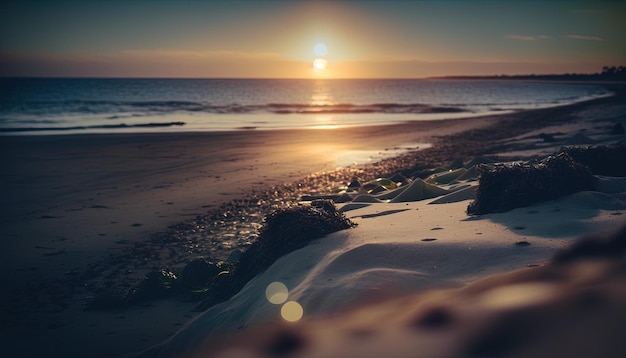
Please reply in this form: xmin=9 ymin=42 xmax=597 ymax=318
xmin=0 ymin=78 xmax=612 ymax=135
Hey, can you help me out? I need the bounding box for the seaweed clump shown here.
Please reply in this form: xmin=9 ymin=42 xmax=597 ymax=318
xmin=561 ymin=144 xmax=626 ymax=177
xmin=195 ymin=200 xmax=354 ymax=310
xmin=467 ymin=153 xmax=594 ymax=215
xmin=234 ymin=200 xmax=353 ymax=284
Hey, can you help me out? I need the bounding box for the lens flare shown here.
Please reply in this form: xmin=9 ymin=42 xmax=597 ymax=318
xmin=280 ymin=301 xmax=304 ymax=322
xmin=313 ymin=42 xmax=328 ymax=57
xmin=265 ymin=282 xmax=289 ymax=305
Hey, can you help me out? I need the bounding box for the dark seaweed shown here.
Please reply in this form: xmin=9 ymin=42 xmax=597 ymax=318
xmin=467 ymin=153 xmax=594 ymax=215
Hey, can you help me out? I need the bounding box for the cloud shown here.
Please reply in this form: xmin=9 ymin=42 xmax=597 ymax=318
xmin=562 ymin=34 xmax=606 ymax=41
xmin=0 ymin=51 xmax=607 ymax=79
xmin=0 ymin=49 xmax=307 ymax=78
xmin=504 ymin=35 xmax=552 ymax=41
xmin=119 ymin=49 xmax=285 ymax=61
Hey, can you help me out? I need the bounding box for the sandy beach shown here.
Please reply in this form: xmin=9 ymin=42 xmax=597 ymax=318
xmin=1 ymin=87 xmax=625 ymax=357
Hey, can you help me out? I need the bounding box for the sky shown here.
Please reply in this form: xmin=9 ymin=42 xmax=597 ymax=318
xmin=1 ymin=0 xmax=624 ymax=78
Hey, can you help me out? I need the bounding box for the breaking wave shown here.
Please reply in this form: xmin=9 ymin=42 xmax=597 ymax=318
xmin=0 ymin=121 xmax=186 ymax=133
xmin=5 ymin=100 xmax=467 ymax=116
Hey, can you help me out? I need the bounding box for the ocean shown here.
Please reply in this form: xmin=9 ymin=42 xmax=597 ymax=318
xmin=0 ymin=78 xmax=612 ymax=135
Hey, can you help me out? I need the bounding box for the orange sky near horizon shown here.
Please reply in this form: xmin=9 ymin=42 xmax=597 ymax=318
xmin=1 ymin=0 xmax=624 ymax=79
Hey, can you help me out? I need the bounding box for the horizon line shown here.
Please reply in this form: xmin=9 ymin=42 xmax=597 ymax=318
xmin=0 ymin=72 xmax=616 ymax=81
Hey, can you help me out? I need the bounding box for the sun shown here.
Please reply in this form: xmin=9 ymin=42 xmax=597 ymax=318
xmin=313 ymin=58 xmax=327 ymax=71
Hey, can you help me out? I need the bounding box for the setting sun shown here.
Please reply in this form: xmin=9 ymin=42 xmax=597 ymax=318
xmin=313 ymin=58 xmax=327 ymax=71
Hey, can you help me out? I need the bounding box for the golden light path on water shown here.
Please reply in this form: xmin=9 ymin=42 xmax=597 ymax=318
xmin=265 ymin=281 xmax=304 ymax=322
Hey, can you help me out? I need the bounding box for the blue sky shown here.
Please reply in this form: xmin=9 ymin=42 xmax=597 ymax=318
xmin=1 ymin=0 xmax=624 ymax=78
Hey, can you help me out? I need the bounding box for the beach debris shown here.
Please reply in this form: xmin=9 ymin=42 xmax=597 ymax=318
xmin=561 ymin=144 xmax=626 ymax=177
xmin=448 ymin=158 xmax=465 ymax=170
xmin=425 ymin=168 xmax=467 ymax=185
xmin=456 ymin=165 xmax=481 ymax=181
xmin=362 ymin=178 xmax=398 ymax=193
xmin=369 ymin=185 xmax=388 ymax=194
xmin=429 ymin=186 xmax=476 ymax=205
xmin=334 ymin=193 xmax=354 ymax=203
xmin=352 ymin=194 xmax=383 ymax=203
xmin=467 ymin=153 xmax=594 ymax=215
xmin=347 ymin=178 xmax=361 ymax=190
xmin=195 ymin=201 xmax=354 ymax=311
xmin=236 ymin=201 xmax=353 ymax=279
xmin=390 ymin=179 xmax=450 ymax=203
xmin=388 ymin=173 xmax=410 ymax=186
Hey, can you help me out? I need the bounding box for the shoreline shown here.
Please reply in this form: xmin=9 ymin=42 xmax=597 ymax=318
xmin=1 ymin=89 xmax=625 ymax=357
xmin=0 ymin=79 xmax=616 ymax=136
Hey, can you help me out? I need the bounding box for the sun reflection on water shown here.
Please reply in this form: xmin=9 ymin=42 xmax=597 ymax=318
xmin=310 ymin=80 xmax=335 ymax=107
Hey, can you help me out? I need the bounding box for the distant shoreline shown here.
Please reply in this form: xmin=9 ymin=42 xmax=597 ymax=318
xmin=429 ymin=75 xmax=626 ymax=84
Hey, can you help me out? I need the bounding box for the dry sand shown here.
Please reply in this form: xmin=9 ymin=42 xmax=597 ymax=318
xmin=1 ymin=87 xmax=625 ymax=357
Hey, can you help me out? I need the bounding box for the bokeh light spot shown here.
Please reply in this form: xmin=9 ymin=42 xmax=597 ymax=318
xmin=265 ymin=281 xmax=289 ymax=304
xmin=281 ymin=301 xmax=304 ymax=322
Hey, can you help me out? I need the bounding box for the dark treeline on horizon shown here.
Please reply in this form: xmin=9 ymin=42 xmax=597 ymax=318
xmin=434 ymin=66 xmax=626 ymax=81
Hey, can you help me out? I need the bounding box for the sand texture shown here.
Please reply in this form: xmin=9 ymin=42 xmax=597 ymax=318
xmin=1 ymin=87 xmax=626 ymax=357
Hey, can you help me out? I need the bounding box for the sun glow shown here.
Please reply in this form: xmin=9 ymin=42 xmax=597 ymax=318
xmin=313 ymin=58 xmax=327 ymax=70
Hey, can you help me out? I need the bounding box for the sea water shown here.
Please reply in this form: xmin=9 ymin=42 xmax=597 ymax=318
xmin=0 ymin=78 xmax=612 ymax=135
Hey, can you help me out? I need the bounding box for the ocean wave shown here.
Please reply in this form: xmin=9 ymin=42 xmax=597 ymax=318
xmin=4 ymin=100 xmax=468 ymax=116
xmin=0 ymin=121 xmax=186 ymax=133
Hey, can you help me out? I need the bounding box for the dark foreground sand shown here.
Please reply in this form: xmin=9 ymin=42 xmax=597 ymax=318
xmin=1 ymin=87 xmax=625 ymax=357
